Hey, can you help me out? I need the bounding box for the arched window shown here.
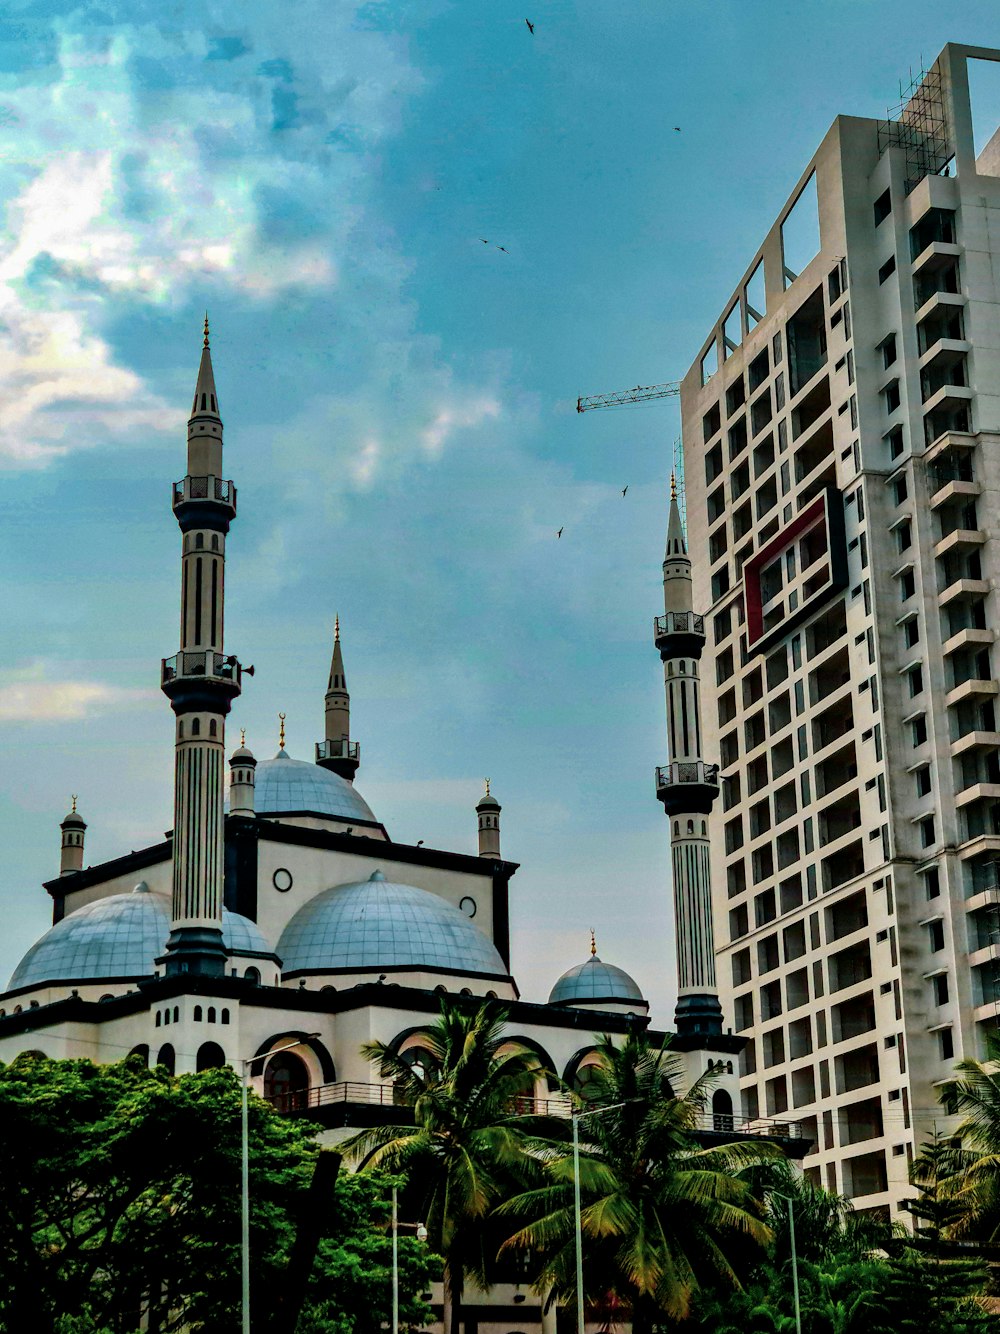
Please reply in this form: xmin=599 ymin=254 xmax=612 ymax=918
xmin=196 ymin=532 xmax=204 ymax=548
xmin=173 ymin=1006 xmax=179 ymax=1023
xmin=673 ymin=821 xmax=680 ymax=835
xmin=193 ymin=1005 xmax=203 ymax=1022
xmin=156 ymin=1044 xmax=176 ymax=1075
xmin=163 ymin=1009 xmax=170 ymax=1025
xmin=701 ymin=821 xmax=707 ymax=835
xmin=192 ymin=718 xmax=201 ymax=736
xmin=712 ymin=1089 xmax=734 ymax=1133
xmin=155 ymin=1012 xmax=161 ymax=1028
xmin=207 ymin=1007 xmax=217 ymax=1023
xmin=263 ymin=1051 xmax=310 ymax=1113
xmin=221 ymin=1009 xmax=230 ymax=1024
xmin=209 ymin=720 xmax=217 ymax=737
xmin=687 ymin=820 xmax=694 ymax=834
xmin=244 ymin=966 xmax=261 ymax=985
xmin=178 ymin=721 xmax=184 ymax=739
xmin=196 ymin=1042 xmax=226 ymax=1072
xmin=129 ymin=1044 xmax=149 ymax=1066
xmin=211 ymin=534 xmax=219 ymax=551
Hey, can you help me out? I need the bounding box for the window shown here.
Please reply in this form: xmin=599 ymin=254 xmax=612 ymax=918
xmin=932 ymin=973 xmax=949 ymax=1006
xmin=896 ymin=520 xmax=912 ymax=553
xmin=884 ymin=379 xmax=900 ymax=413
xmin=939 ymin=1028 xmax=954 ymax=1061
xmin=919 ymin=816 xmax=936 ymax=848
xmin=911 ymin=714 xmax=927 ymax=746
xmin=900 ymin=570 xmax=915 ymax=601
xmin=892 ymin=475 xmax=908 ymax=505
xmin=903 ymin=618 xmax=920 ymax=650
xmin=701 ymin=340 xmax=719 ymax=387
xmin=878 ymin=255 xmax=897 ymax=284
xmin=908 ymin=665 xmax=924 ymax=697
xmin=874 ymin=188 xmax=892 ymax=226
xmin=915 ymin=765 xmax=932 ymax=797
xmin=928 ymin=919 xmax=945 ymax=952
xmin=881 ymin=334 xmax=898 ymax=369
xmin=781 ymin=172 xmax=820 ymax=288
xmin=924 ymin=866 xmax=940 ymax=899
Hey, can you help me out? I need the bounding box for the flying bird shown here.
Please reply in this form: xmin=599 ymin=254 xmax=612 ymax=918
xmin=621 ymin=485 xmax=629 ymax=497
xmin=674 ymin=126 xmax=682 ymax=132
xmin=479 ymin=238 xmax=489 ymax=244
xmin=525 ymin=18 xmax=535 ymax=34
xmin=556 ymin=527 xmax=564 ymax=539
xmin=497 ymin=245 xmax=509 ymax=253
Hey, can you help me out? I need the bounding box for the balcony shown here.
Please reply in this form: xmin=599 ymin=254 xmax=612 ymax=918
xmin=939 ymin=578 xmax=990 ymax=609
xmin=315 ymin=736 xmax=361 ymax=779
xmin=951 ymin=731 xmax=1000 ymax=758
xmin=161 ymin=651 xmax=244 ymax=707
xmin=654 ymin=611 xmax=706 ymax=657
xmin=942 ymin=627 xmax=993 ymax=657
xmin=171 ymin=474 xmax=237 ymax=527
xmin=656 ymin=761 xmax=720 ymax=816
xmin=935 ymin=528 xmax=986 ymax=558
xmin=929 ymin=478 xmax=980 ymax=510
xmin=946 ymin=678 xmax=998 ymax=708
xmin=955 ymin=783 xmax=1000 ymax=810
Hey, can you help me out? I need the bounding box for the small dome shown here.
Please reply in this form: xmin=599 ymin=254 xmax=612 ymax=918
xmin=7 ymin=890 xmax=273 ymax=992
xmin=253 ymin=750 xmax=376 ymax=823
xmin=277 ymin=872 xmax=507 ymax=978
xmin=548 ymin=956 xmax=646 ymax=1007
xmin=230 ymin=744 xmax=256 ymax=765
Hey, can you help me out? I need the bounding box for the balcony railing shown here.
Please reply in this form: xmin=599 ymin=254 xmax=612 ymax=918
xmin=656 ymin=761 xmax=720 ymax=791
xmin=172 ymin=475 xmax=237 ymax=511
xmin=161 ymin=651 xmax=243 ymax=689
xmin=316 ymin=739 xmax=361 ymax=763
xmin=653 ymin=611 xmax=705 ymax=639
xmin=267 ymin=1081 xmax=804 ymax=1141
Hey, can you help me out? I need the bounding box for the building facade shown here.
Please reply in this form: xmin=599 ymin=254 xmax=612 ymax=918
xmin=679 ymin=42 xmax=1000 ymax=1216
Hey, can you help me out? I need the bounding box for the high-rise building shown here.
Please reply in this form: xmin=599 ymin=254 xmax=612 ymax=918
xmin=678 ymin=42 xmax=1000 ymax=1216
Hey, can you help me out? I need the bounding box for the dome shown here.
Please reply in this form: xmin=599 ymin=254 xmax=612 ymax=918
xmin=252 ymin=750 xmax=377 ymax=824
xmin=7 ymin=886 xmax=273 ymax=992
xmin=276 ymin=871 xmax=508 ymax=978
xmin=548 ymin=956 xmax=646 ymax=1007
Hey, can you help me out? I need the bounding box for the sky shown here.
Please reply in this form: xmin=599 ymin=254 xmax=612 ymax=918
xmin=1 ymin=0 xmax=998 ymax=1027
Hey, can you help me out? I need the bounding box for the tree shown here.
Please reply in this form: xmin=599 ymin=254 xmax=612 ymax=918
xmin=939 ymin=1042 xmax=1000 ymax=1244
xmin=499 ymin=1031 xmax=775 ymax=1329
xmin=343 ymin=997 xmax=556 ymax=1334
xmin=0 ymin=1052 xmax=436 ymax=1333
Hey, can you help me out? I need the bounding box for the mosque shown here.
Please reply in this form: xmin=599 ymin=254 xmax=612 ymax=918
xmin=0 ymin=328 xmax=797 ymax=1329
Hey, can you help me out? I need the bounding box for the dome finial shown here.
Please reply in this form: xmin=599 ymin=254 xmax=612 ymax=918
xmin=334 ymin=613 xmax=340 ymax=642
xmin=590 ymin=927 xmax=597 ymax=957
xmin=203 ymin=311 xmax=210 ymax=348
xmin=240 ymin=728 xmax=246 ymax=747
xmin=485 ymin=776 xmax=491 ymax=796
xmin=71 ymin=793 xmax=78 ymax=814
xmin=278 ymin=711 xmax=286 ymax=749
xmin=670 ymin=470 xmax=677 ymax=501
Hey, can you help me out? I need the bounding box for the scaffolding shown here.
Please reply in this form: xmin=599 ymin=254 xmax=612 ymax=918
xmin=877 ymin=61 xmax=953 ymax=194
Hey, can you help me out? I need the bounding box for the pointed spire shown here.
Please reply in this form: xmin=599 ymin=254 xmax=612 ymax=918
xmin=664 ymin=484 xmax=688 ymax=562
xmin=334 ymin=613 xmax=340 ymax=643
xmin=317 ymin=617 xmax=361 ymax=779
xmin=190 ymin=316 xmax=221 ymax=423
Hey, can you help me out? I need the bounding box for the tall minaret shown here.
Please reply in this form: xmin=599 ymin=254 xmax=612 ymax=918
xmin=476 ymin=779 xmax=501 ymax=858
xmin=655 ymin=476 xmax=723 ymax=1036
xmin=160 ymin=319 xmax=243 ymax=975
xmin=315 ymin=615 xmax=360 ymax=780
xmin=59 ymin=796 xmax=86 ymax=876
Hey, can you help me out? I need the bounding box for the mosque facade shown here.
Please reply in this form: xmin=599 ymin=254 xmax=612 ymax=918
xmin=0 ymin=331 xmax=799 ymax=1330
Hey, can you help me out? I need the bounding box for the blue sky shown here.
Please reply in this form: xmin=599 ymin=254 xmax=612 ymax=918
xmin=1 ymin=1 xmax=997 ymax=1024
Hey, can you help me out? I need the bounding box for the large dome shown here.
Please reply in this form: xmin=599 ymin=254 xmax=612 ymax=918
xmin=276 ymin=871 xmax=508 ymax=978
xmin=8 ymin=886 xmax=273 ymax=992
xmin=253 ymin=750 xmax=377 ymax=824
xmin=548 ymin=955 xmax=646 ymax=1007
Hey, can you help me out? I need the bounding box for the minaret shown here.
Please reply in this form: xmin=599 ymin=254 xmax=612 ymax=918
xmin=229 ymin=730 xmax=256 ymax=818
xmin=160 ymin=318 xmax=243 ymax=975
xmin=59 ymin=796 xmax=86 ymax=875
xmin=655 ymin=475 xmax=723 ymax=1036
xmin=315 ymin=615 xmax=360 ymax=780
xmin=476 ymin=779 xmax=501 ymax=858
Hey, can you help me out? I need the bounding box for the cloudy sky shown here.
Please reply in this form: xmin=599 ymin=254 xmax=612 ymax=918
xmin=1 ymin=1 xmax=998 ymax=1024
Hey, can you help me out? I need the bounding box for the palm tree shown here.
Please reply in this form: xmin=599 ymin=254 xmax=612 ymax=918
xmin=499 ymin=1031 xmax=775 ymax=1329
xmin=937 ymin=1044 xmax=1000 ymax=1241
xmin=342 ymin=998 xmax=559 ymax=1334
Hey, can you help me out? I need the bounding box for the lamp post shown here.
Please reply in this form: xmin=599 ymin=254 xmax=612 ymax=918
xmin=773 ymin=1192 xmax=802 ymax=1334
xmin=570 ymin=1101 xmax=631 ymax=1334
xmin=240 ymin=1034 xmax=320 ymax=1334
xmin=390 ymin=1184 xmax=428 ymax=1334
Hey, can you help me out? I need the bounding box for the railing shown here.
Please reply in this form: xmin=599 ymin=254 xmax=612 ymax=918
xmin=161 ymin=651 xmax=242 ymax=688
xmin=316 ymin=739 xmax=361 ymax=762
xmin=656 ymin=761 xmax=720 ymax=790
xmin=267 ymin=1081 xmax=804 ymax=1140
xmin=653 ymin=612 xmax=705 ymax=639
xmin=172 ymin=476 xmax=237 ymax=510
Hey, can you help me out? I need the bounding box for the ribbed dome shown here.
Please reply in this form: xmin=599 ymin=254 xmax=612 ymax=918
xmin=253 ymin=750 xmax=376 ymax=823
xmin=276 ymin=871 xmax=507 ymax=978
xmin=8 ymin=887 xmax=273 ymax=991
xmin=548 ymin=956 xmax=646 ymax=1007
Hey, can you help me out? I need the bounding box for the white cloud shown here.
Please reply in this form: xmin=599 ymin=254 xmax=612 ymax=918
xmin=421 ymin=397 xmax=501 ymax=459
xmin=0 ymin=666 xmax=157 ymax=722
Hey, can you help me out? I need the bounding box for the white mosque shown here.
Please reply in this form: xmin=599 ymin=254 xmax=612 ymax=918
xmin=0 ymin=328 xmax=799 ymax=1330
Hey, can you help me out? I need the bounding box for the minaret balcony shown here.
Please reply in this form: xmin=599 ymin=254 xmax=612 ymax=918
xmin=161 ymin=651 xmax=244 ymax=711
xmin=654 ymin=611 xmax=706 ymax=660
xmin=172 ymin=475 xmax=237 ymax=531
xmin=316 ymin=738 xmax=361 ymax=780
xmin=656 ymin=760 xmax=719 ymax=816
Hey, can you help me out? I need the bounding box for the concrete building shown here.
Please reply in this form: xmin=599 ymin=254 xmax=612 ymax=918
xmin=677 ymin=43 xmax=1000 ymax=1217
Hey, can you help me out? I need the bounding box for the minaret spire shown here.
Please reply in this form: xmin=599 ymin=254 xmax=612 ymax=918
xmin=654 ymin=479 xmax=723 ymax=1036
xmin=476 ymin=779 xmax=502 ymax=858
xmin=160 ymin=320 xmax=242 ymax=976
xmin=59 ymin=797 xmax=87 ymax=876
xmin=316 ymin=615 xmax=360 ymax=780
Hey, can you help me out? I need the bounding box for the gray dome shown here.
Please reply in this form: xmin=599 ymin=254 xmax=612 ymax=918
xmin=253 ymin=750 xmax=377 ymax=823
xmin=276 ymin=871 xmax=507 ymax=978
xmin=7 ymin=887 xmax=273 ymax=991
xmin=548 ymin=956 xmax=646 ymax=1007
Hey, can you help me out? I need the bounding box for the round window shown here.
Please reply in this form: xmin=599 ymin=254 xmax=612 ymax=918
xmin=459 ymin=896 xmax=477 ymax=918
xmin=273 ymin=868 xmax=293 ymax=893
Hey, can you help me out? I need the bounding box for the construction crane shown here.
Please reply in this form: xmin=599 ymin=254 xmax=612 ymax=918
xmin=575 ymin=380 xmax=687 ymax=531
xmin=575 ymin=380 xmax=680 ymax=413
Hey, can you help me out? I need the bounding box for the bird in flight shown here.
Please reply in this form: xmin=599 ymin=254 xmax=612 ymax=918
xmin=673 ymin=126 xmax=682 ymax=132
xmin=497 ymin=245 xmax=509 ymax=253
xmin=479 ymin=238 xmax=489 ymax=244
xmin=525 ymin=18 xmax=535 ymax=34
xmin=556 ymin=526 xmax=564 ymax=538
xmin=621 ymin=485 xmax=629 ymax=497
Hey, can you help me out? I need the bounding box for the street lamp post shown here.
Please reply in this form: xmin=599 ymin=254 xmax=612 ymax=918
xmin=390 ymin=1183 xmax=428 ymax=1334
xmin=570 ymin=1101 xmax=631 ymax=1334
xmin=773 ymin=1192 xmax=802 ymax=1334
xmin=240 ymin=1034 xmax=320 ymax=1334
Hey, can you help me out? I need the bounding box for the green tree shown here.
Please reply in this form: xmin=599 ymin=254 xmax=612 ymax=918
xmin=940 ymin=1042 xmax=1000 ymax=1243
xmin=343 ymin=997 xmax=555 ymax=1334
xmin=499 ymin=1031 xmax=775 ymax=1329
xmin=0 ymin=1052 xmax=436 ymax=1334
